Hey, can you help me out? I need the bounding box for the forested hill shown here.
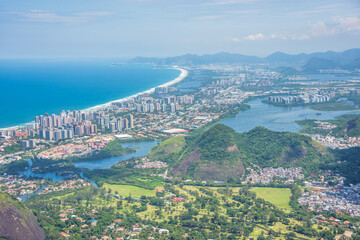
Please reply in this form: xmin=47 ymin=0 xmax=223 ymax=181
xmin=235 ymin=126 xmax=330 ymax=172
xmin=335 ymin=115 xmax=360 ymax=138
xmin=172 ymin=124 xmax=245 ymax=181
xmin=150 ymin=124 xmax=333 ymax=180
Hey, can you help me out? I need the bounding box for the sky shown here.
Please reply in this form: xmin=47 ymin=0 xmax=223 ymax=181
xmin=0 ymin=0 xmax=360 ymax=58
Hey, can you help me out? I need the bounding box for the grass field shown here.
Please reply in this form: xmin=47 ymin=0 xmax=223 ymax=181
xmin=251 ymin=187 xmax=291 ymax=210
xmin=104 ymin=184 xmax=156 ymax=198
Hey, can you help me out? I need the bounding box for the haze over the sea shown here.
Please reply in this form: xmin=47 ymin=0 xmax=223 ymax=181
xmin=0 ymin=59 xmax=180 ymax=128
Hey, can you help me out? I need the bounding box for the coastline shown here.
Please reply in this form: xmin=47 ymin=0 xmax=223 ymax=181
xmin=0 ymin=66 xmax=188 ymax=131
xmin=83 ymin=66 xmax=188 ymax=112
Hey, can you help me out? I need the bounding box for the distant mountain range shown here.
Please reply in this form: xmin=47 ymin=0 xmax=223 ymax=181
xmin=129 ymin=48 xmax=360 ymax=72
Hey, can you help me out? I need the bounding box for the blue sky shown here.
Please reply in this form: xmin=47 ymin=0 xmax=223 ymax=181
xmin=0 ymin=0 xmax=359 ymax=58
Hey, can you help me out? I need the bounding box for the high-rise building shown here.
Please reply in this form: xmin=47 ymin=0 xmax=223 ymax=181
xmin=170 ymin=103 xmax=176 ymax=113
xmin=67 ymin=129 xmax=74 ymax=138
xmin=129 ymin=114 xmax=134 ymax=128
xmin=22 ymin=140 xmax=29 ymax=149
xmin=61 ymin=129 xmax=68 ymax=139
xmin=75 ymin=126 xmax=82 ymax=136
xmin=45 ymin=129 xmax=54 ymax=141
xmin=29 ymin=139 xmax=36 ymax=148
xmin=54 ymin=130 xmax=61 ymax=141
xmin=149 ymin=103 xmax=155 ymax=113
xmin=109 ymin=122 xmax=116 ymax=132
xmin=123 ymin=118 xmax=129 ymax=129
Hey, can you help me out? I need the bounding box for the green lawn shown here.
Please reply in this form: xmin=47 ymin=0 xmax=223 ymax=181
xmin=251 ymin=187 xmax=291 ymax=210
xmin=104 ymin=184 xmax=156 ymax=198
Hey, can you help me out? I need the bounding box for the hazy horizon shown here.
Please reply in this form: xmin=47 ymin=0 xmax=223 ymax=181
xmin=1 ymin=0 xmax=360 ymax=58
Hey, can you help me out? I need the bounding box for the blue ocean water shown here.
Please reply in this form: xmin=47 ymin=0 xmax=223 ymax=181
xmin=0 ymin=59 xmax=180 ymax=128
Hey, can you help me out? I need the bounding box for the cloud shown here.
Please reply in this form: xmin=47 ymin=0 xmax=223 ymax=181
xmin=310 ymin=17 xmax=360 ymax=36
xmin=3 ymin=10 xmax=115 ymax=23
xmin=244 ymin=33 xmax=265 ymax=40
xmin=244 ymin=32 xmax=309 ymax=41
xmin=242 ymin=17 xmax=360 ymax=41
xmin=335 ymin=17 xmax=360 ymax=32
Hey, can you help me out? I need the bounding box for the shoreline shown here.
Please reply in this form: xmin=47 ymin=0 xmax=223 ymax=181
xmin=0 ymin=66 xmax=188 ymax=131
xmin=83 ymin=66 xmax=188 ymax=112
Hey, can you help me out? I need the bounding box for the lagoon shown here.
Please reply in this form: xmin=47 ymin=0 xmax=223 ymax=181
xmin=222 ymin=98 xmax=360 ymax=133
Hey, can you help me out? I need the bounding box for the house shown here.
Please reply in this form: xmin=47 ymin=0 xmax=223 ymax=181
xmin=60 ymin=232 xmax=70 ymax=238
xmin=171 ymin=197 xmax=187 ymax=202
xmin=159 ymin=229 xmax=169 ymax=235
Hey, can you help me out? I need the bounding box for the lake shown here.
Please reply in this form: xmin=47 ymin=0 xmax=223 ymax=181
xmin=222 ymin=98 xmax=360 ymax=133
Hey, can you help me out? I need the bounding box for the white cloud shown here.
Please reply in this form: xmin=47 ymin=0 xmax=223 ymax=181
xmin=243 ymin=32 xmax=309 ymax=41
xmin=310 ymin=17 xmax=360 ymax=36
xmin=244 ymin=33 xmax=265 ymax=40
xmin=242 ymin=17 xmax=360 ymax=41
xmin=335 ymin=17 xmax=360 ymax=32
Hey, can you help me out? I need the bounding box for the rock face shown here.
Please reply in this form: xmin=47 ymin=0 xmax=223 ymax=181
xmin=0 ymin=192 xmax=45 ymax=240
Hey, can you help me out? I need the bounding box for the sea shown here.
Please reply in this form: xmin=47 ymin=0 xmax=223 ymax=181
xmin=0 ymin=59 xmax=180 ymax=128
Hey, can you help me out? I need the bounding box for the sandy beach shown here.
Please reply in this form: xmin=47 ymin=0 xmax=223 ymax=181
xmin=83 ymin=66 xmax=188 ymax=112
xmin=0 ymin=66 xmax=188 ymax=131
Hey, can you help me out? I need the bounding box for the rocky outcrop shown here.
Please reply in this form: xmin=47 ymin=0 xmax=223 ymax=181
xmin=0 ymin=192 xmax=45 ymax=240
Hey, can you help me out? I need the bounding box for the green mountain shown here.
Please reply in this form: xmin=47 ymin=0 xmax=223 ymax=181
xmin=234 ymin=126 xmax=329 ymax=172
xmin=172 ymin=124 xmax=245 ymax=181
xmin=0 ymin=192 xmax=45 ymax=240
xmin=149 ymin=125 xmax=331 ymax=180
xmin=331 ymin=115 xmax=360 ymax=138
xmin=148 ymin=135 xmax=186 ymax=163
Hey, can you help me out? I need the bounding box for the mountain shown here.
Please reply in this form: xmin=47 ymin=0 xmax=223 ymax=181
xmin=265 ymin=51 xmax=309 ymax=64
xmin=0 ymin=192 xmax=45 ymax=240
xmin=148 ymin=124 xmax=330 ymax=180
xmin=172 ymin=124 xmax=245 ymax=181
xmin=348 ymin=57 xmax=360 ymax=69
xmin=234 ymin=126 xmax=329 ymax=171
xmin=129 ymin=48 xmax=360 ymax=70
xmin=130 ymin=52 xmax=262 ymax=65
xmin=335 ymin=115 xmax=360 ymax=138
xmin=302 ymin=57 xmax=337 ymax=72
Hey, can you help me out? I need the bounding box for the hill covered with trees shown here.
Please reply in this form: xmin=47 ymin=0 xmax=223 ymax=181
xmin=147 ymin=124 xmax=333 ymax=180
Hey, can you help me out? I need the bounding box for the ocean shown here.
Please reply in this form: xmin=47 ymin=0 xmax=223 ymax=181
xmin=0 ymin=59 xmax=180 ymax=128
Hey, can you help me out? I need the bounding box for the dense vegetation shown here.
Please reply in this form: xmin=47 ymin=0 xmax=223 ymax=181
xmin=148 ymin=135 xmax=186 ymax=165
xmin=0 ymin=159 xmax=28 ymax=175
xmin=235 ymin=126 xmax=331 ymax=173
xmin=167 ymin=124 xmax=332 ymax=180
xmin=172 ymin=124 xmax=244 ymax=181
xmin=297 ymin=114 xmax=360 ymax=138
xmin=329 ymin=147 xmax=360 ymax=184
xmin=84 ymin=164 xmax=163 ymax=190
